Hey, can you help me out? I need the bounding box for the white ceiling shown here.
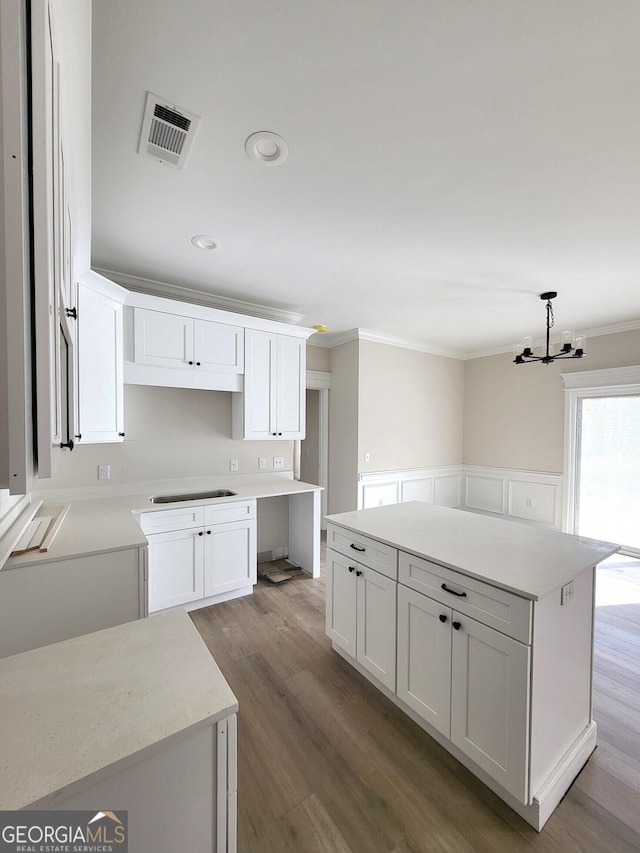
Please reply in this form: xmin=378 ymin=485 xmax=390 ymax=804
xmin=91 ymin=0 xmax=640 ymax=357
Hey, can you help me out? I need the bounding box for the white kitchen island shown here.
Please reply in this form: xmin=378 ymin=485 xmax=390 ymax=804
xmin=325 ymin=501 xmax=618 ymax=831
xmin=0 ymin=609 xmax=238 ymax=852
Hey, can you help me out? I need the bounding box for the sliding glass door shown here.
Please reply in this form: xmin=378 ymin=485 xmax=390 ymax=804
xmin=575 ymin=393 xmax=640 ymax=555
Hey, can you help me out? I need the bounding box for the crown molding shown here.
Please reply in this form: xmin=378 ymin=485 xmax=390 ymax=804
xmin=93 ymin=267 xmax=307 ymax=325
xmin=309 ymin=327 xmax=463 ymax=357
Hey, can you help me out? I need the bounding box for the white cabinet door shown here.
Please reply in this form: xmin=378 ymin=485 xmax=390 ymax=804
xmin=356 ymin=565 xmax=397 ymax=691
xmin=240 ymin=329 xmax=274 ymax=439
xmin=195 ymin=319 xmax=244 ymax=374
xmin=275 ymin=335 xmax=305 ymax=437
xmin=204 ymin=518 xmax=257 ymax=597
xmin=147 ymin=528 xmax=205 ymax=612
xmin=397 ymin=584 xmax=452 ymax=737
xmin=76 ymin=279 xmax=124 ymax=443
xmin=325 ymin=548 xmax=357 ymax=658
xmin=133 ymin=308 xmax=194 ymax=370
xmin=450 ymin=614 xmax=530 ymax=803
xmin=233 ymin=329 xmax=306 ymax=440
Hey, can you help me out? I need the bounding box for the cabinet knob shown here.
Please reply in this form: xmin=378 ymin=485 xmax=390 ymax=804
xmin=356 ymin=570 xmax=363 ymax=577
xmin=348 ymin=566 xmax=355 ymax=573
xmin=118 ymin=432 xmax=125 ymax=437
xmin=452 ymin=621 xmax=461 ymax=631
xmin=278 ymin=432 xmax=282 ymax=436
xmin=198 ymin=531 xmax=204 ymax=536
xmin=206 ymin=529 xmax=211 ymax=534
xmin=188 ymin=360 xmax=194 ymax=365
xmin=196 ymin=361 xmax=201 ymax=366
xmin=439 ymin=614 xmax=447 ymax=623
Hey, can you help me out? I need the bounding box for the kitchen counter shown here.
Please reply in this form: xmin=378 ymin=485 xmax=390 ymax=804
xmin=0 ymin=608 xmax=237 ymax=810
xmin=5 ymin=475 xmax=322 ymax=569
xmin=326 ymin=501 xmax=618 ymax=600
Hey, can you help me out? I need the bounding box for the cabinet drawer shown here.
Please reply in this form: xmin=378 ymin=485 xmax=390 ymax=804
xmin=204 ymin=500 xmax=256 ymax=526
xmin=399 ymin=551 xmax=531 ymax=644
xmin=137 ymin=506 xmax=205 ymax=535
xmin=326 ymin=524 xmax=397 ymax=580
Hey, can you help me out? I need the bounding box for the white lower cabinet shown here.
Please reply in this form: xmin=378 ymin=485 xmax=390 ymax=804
xmin=141 ymin=501 xmax=257 ymax=614
xmin=147 ymin=527 xmax=206 ymax=612
xmin=205 ymin=518 xmax=257 ymax=598
xmin=397 ymin=584 xmax=530 ymax=802
xmin=325 ymin=547 xmax=396 ymax=691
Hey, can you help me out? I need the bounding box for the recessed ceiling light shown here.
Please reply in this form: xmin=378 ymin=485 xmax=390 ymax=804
xmin=191 ymin=235 xmax=218 ymax=250
xmin=245 ymin=131 xmax=289 ymax=166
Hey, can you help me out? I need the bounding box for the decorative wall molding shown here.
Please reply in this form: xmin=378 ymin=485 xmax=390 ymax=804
xmin=358 ymin=464 xmax=563 ymax=528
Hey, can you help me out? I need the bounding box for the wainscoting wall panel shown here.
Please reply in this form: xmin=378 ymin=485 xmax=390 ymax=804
xmin=358 ymin=465 xmax=563 ymax=529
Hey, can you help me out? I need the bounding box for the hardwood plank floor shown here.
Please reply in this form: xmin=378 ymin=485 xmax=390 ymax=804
xmin=190 ymin=551 xmax=640 ymax=852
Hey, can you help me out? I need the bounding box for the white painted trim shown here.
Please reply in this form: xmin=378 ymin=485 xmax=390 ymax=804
xmin=97 ymin=267 xmax=306 ymax=326
xmin=358 ymin=465 xmax=563 ymax=528
xmin=304 ymin=371 xmax=330 ymax=525
xmin=562 ymin=367 xmax=640 ymax=542
xmin=306 ymin=370 xmax=331 ymax=389
xmin=561 ymin=364 xmax=640 ymax=390
xmin=312 ymin=321 xmax=639 ymax=360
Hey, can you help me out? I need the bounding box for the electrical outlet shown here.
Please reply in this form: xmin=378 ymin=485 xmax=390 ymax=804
xmin=97 ymin=465 xmax=111 ymax=480
xmin=526 ymin=497 xmax=534 ymax=508
xmin=273 ymin=456 xmax=285 ymax=469
xmin=229 ymin=458 xmax=239 ymax=472
xmin=258 ymin=457 xmax=267 ymax=470
xmin=561 ymin=581 xmax=575 ymax=606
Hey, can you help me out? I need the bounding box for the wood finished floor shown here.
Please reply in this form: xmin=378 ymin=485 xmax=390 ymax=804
xmin=190 ymin=551 xmax=640 ymax=852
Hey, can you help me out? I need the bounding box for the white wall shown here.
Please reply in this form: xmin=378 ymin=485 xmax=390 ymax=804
xmin=358 ymin=340 xmax=464 ymax=474
xmin=464 ymin=329 xmax=640 ymax=472
xmin=39 ymin=385 xmax=294 ymax=490
xmin=328 ymin=341 xmax=359 ymax=513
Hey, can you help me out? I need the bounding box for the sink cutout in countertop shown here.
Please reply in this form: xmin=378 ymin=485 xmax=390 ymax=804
xmin=149 ymin=489 xmax=237 ymax=504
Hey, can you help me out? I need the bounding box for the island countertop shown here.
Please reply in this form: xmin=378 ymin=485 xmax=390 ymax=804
xmin=0 ymin=609 xmax=237 ymax=810
xmin=325 ymin=502 xmax=618 ymax=600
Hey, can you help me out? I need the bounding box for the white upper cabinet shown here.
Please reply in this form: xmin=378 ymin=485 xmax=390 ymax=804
xmin=75 ymin=271 xmax=126 ymax=444
xmin=132 ymin=308 xmax=244 ymax=378
xmin=232 ymin=330 xmax=306 ymax=440
xmin=123 ymin=291 xmax=314 ymax=420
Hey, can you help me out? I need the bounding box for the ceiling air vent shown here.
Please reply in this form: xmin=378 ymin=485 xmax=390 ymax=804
xmin=138 ymin=92 xmax=200 ymax=168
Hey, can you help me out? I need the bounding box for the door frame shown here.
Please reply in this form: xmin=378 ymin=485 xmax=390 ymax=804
xmin=305 ymin=370 xmax=331 ymax=526
xmin=562 ymin=365 xmax=640 ymax=553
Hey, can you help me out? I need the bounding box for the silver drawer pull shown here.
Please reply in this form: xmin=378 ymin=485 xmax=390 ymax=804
xmin=441 ymin=582 xmax=467 ymax=598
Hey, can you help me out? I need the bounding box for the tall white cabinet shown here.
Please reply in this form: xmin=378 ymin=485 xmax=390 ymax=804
xmin=233 ymin=329 xmax=306 ymax=440
xmin=75 ymin=272 xmax=127 ymax=444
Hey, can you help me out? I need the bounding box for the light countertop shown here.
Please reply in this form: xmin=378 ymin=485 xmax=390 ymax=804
xmin=326 ymin=502 xmax=619 ymax=600
xmin=0 ymin=609 xmax=237 ymax=810
xmin=5 ymin=475 xmax=322 ymax=569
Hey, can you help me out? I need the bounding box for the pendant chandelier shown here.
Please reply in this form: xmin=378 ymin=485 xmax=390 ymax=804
xmin=513 ymin=292 xmax=586 ymax=365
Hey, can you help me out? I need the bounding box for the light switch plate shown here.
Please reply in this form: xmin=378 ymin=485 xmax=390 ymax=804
xmin=229 ymin=458 xmax=239 ymax=472
xmin=98 ymin=465 xmax=111 ymax=480
xmin=258 ymin=457 xmax=267 ymax=470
